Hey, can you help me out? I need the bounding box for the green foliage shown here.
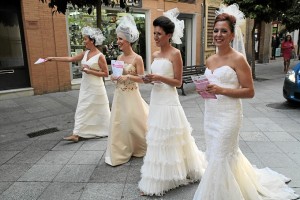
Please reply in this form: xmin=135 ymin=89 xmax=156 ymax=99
xmin=222 ymin=0 xmax=293 ymax=23
xmin=40 ymin=0 xmax=129 ymax=14
xmin=282 ymin=0 xmax=300 ymax=32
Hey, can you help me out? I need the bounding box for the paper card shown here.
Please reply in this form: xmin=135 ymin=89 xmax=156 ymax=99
xmin=191 ymin=75 xmax=217 ymax=99
xmin=34 ymin=58 xmax=46 ymax=64
xmin=111 ymin=60 xmax=124 ymax=77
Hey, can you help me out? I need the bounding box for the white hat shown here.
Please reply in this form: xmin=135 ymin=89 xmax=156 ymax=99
xmin=81 ymin=26 xmax=106 ymax=46
xmin=116 ymin=15 xmax=139 ymax=43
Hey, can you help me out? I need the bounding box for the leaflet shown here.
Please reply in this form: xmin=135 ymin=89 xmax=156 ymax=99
xmin=111 ymin=60 xmax=124 ymax=77
xmin=191 ymin=75 xmax=217 ymax=99
xmin=34 ymin=58 xmax=46 ymax=64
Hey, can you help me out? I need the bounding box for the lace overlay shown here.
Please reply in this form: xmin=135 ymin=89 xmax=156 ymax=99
xmin=193 ymin=66 xmax=299 ymax=200
xmin=116 ymin=63 xmax=138 ymax=91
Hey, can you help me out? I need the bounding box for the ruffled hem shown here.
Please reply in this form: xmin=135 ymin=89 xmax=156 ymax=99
xmin=193 ymin=149 xmax=299 ymax=200
xmin=139 ymin=123 xmax=206 ymax=196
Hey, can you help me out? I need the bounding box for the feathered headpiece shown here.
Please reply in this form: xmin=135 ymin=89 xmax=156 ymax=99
xmin=81 ymin=26 xmax=105 ymax=46
xmin=216 ymin=4 xmax=246 ymax=57
xmin=163 ymin=8 xmax=185 ymax=44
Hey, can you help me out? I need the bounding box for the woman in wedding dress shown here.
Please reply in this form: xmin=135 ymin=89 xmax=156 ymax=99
xmin=105 ymin=15 xmax=149 ymax=166
xmin=46 ymin=27 xmax=110 ymax=142
xmin=138 ymin=8 xmax=206 ymax=196
xmin=193 ymin=4 xmax=299 ymax=200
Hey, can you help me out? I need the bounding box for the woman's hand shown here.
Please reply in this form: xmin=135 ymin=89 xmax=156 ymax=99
xmin=117 ymin=75 xmax=129 ymax=82
xmin=206 ymin=84 xmax=223 ymax=95
xmin=82 ymin=67 xmax=90 ymax=74
xmin=110 ymin=74 xmax=118 ymax=82
xmin=144 ymin=74 xmax=162 ymax=83
xmin=45 ymin=57 xmax=53 ymax=62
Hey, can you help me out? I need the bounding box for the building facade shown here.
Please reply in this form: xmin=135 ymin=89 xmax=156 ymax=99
xmin=0 ymin=0 xmax=206 ymax=97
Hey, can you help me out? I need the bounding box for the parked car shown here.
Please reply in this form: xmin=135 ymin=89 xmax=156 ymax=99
xmin=283 ymin=62 xmax=300 ymax=102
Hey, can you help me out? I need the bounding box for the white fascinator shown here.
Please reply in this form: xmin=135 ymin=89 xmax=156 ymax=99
xmin=163 ymin=8 xmax=185 ymax=44
xmin=116 ymin=14 xmax=139 ymax=43
xmin=81 ymin=26 xmax=106 ymax=46
xmin=216 ymin=4 xmax=246 ymax=57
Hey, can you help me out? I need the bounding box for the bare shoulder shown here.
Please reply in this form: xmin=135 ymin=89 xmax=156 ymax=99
xmin=153 ymin=51 xmax=160 ymax=59
xmin=231 ymin=51 xmax=250 ymax=70
xmin=206 ymin=54 xmax=217 ymax=67
xmin=171 ymin=47 xmax=181 ymax=56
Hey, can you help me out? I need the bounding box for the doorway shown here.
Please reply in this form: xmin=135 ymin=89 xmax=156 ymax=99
xmin=174 ymin=14 xmax=194 ymax=66
xmin=0 ymin=0 xmax=30 ymax=90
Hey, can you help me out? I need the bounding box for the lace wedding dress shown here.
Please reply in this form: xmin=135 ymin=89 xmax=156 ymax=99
xmin=193 ymin=65 xmax=299 ymax=200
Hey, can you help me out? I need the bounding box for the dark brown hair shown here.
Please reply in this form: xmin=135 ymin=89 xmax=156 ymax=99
xmin=214 ymin=13 xmax=236 ymax=33
xmin=153 ymin=16 xmax=175 ymax=35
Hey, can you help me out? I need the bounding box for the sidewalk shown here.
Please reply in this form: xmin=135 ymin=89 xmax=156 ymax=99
xmin=0 ymin=60 xmax=300 ymax=200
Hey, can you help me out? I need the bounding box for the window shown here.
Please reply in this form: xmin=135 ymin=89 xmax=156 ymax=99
xmin=67 ymin=6 xmax=146 ymax=79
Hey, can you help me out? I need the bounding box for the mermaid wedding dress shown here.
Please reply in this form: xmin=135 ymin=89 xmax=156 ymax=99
xmin=193 ymin=65 xmax=299 ymax=200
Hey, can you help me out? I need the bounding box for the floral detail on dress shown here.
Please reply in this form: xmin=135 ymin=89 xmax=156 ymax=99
xmin=116 ymin=63 xmax=138 ymax=91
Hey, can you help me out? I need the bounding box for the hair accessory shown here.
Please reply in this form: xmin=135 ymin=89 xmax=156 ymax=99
xmin=81 ymin=26 xmax=106 ymax=46
xmin=216 ymin=4 xmax=246 ymax=57
xmin=163 ymin=8 xmax=184 ymax=44
xmin=116 ymin=15 xmax=139 ymax=43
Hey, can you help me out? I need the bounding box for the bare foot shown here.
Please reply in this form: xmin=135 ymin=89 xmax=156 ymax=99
xmin=63 ymin=135 xmax=80 ymax=142
xmin=140 ymin=192 xmax=146 ymax=196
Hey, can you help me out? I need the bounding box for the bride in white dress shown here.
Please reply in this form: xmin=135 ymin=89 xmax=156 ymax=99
xmin=138 ymin=8 xmax=206 ymax=196
xmin=46 ymin=27 xmax=110 ymax=142
xmin=193 ymin=4 xmax=299 ymax=200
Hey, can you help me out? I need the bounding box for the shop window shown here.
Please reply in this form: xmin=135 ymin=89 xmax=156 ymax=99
xmin=67 ymin=6 xmax=146 ymax=79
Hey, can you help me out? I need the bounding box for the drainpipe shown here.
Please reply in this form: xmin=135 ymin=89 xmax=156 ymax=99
xmin=200 ymin=0 xmax=206 ymax=67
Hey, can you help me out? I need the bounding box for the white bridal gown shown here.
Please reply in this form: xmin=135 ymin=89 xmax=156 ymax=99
xmin=73 ymin=50 xmax=110 ymax=138
xmin=138 ymin=58 xmax=206 ymax=196
xmin=193 ymin=65 xmax=299 ymax=200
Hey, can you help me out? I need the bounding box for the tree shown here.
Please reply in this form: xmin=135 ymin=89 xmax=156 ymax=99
xmin=222 ymin=0 xmax=293 ymax=78
xmin=40 ymin=0 xmax=133 ymax=29
xmin=282 ymin=0 xmax=300 ymax=32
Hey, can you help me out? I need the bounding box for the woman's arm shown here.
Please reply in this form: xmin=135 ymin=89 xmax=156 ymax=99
xmin=46 ymin=52 xmax=85 ymax=63
xmin=207 ymin=53 xmax=255 ymax=98
xmin=146 ymin=49 xmax=182 ymax=87
xmin=127 ymin=55 xmax=145 ymax=83
xmin=84 ymin=54 xmax=108 ymax=77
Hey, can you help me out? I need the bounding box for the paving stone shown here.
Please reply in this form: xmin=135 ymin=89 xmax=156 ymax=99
xmin=256 ymin=152 xmax=298 ymax=168
xmin=68 ymin=151 xmax=103 ymax=165
xmin=89 ymin=164 xmax=129 ymax=183
xmin=23 ymin=140 xmax=59 ymax=151
xmin=7 ymin=150 xmax=48 ymax=164
xmin=52 ymin=141 xmax=83 ymax=151
xmin=54 ymin=164 xmax=96 ymax=183
xmin=37 ymin=151 xmax=75 ymax=165
xmin=0 ymin=164 xmax=33 ymax=181
xmin=246 ymin=141 xmax=283 ymax=153
xmin=274 ymin=141 xmax=300 ymax=154
xmin=38 ymin=182 xmax=86 ymax=200
xmin=263 ymin=131 xmax=298 ymax=142
xmin=0 ymin=140 xmax=33 ymax=151
xmin=79 ymin=140 xmax=108 ymax=151
xmin=0 ymin=182 xmax=49 ymax=200
xmin=240 ymin=131 xmax=270 ymax=141
xmin=0 ymin=182 xmax=13 ymax=194
xmin=18 ymin=164 xmax=64 ymax=182
xmin=0 ymin=151 xmax=19 ymax=165
xmin=80 ymin=183 xmax=123 ymax=200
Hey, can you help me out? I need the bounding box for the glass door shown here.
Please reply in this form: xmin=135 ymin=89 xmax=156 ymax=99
xmin=0 ymin=0 xmax=30 ymax=90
